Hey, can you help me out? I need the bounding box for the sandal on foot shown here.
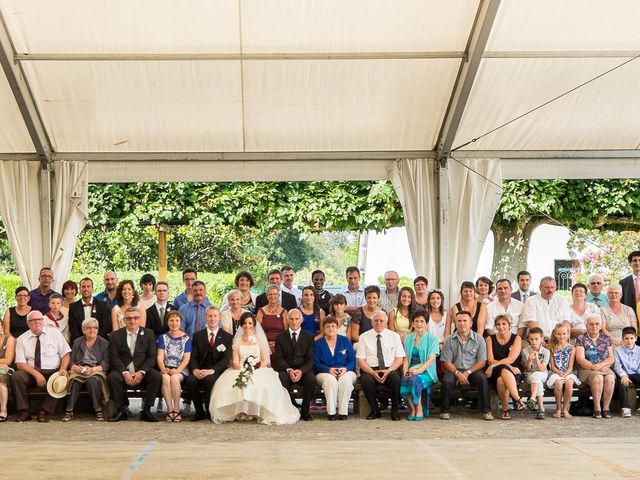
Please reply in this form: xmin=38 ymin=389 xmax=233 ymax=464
xmin=0 ymin=415 xmax=7 ymax=422
xmin=593 ymin=410 xmax=602 ymax=419
xmin=602 ymin=410 xmax=612 ymax=419
xmin=173 ymin=413 xmax=182 ymax=423
xmin=501 ymin=410 xmax=512 ymax=420
xmin=535 ymin=411 xmax=546 ymax=420
xmin=165 ymin=411 xmax=178 ymax=422
xmin=514 ymin=399 xmax=526 ymax=411
xmin=62 ymin=411 xmax=74 ymax=422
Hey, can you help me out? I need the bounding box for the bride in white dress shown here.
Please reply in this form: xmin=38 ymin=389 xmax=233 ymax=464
xmin=210 ymin=312 xmax=300 ymax=425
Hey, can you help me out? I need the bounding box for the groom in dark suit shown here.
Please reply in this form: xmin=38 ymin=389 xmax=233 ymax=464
xmin=275 ymin=309 xmax=315 ymax=421
xmin=185 ymin=306 xmax=233 ymax=421
xmin=107 ymin=307 xmax=161 ymax=422
xmin=68 ymin=277 xmax=111 ymax=343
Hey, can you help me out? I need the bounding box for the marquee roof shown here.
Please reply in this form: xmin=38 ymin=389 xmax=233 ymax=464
xmin=1 ymin=0 xmax=640 ymax=181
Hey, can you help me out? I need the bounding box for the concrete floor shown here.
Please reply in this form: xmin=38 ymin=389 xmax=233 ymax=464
xmin=2 ymin=410 xmax=640 ymax=479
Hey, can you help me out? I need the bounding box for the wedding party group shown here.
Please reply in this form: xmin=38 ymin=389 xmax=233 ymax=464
xmin=1 ymin=251 xmax=640 ymax=425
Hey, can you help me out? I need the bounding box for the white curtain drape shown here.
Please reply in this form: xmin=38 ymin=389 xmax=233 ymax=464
xmin=388 ymin=158 xmax=438 ymax=283
xmin=50 ymin=161 xmax=89 ymax=289
xmin=0 ymin=160 xmax=88 ymax=289
xmin=445 ymin=157 xmax=502 ymax=302
xmin=0 ymin=160 xmax=44 ymax=287
xmin=389 ymin=157 xmax=502 ymax=305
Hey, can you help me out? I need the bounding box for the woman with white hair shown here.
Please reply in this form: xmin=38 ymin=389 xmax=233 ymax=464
xmin=63 ymin=317 xmax=110 ymax=421
xmin=600 ymin=284 xmax=638 ymax=347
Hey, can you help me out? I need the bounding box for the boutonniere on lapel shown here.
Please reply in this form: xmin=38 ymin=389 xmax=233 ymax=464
xmin=340 ymin=349 xmax=347 ymax=356
xmin=217 ymin=344 xmax=226 ymax=352
xmin=139 ymin=330 xmax=144 ymax=336
xmin=92 ymin=306 xmax=97 ymax=315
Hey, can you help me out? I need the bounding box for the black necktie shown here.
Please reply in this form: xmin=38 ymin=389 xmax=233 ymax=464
xmin=34 ymin=333 xmax=42 ymax=370
xmin=292 ymin=332 xmax=297 ymax=347
xmin=376 ymin=334 xmax=385 ymax=369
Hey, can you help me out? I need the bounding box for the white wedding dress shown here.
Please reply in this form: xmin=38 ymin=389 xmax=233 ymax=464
xmin=210 ymin=344 xmax=300 ymax=425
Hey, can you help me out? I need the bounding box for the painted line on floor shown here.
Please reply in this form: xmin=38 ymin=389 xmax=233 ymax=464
xmin=122 ymin=440 xmax=158 ymax=480
xmin=551 ymin=438 xmax=640 ymax=479
xmin=416 ymin=439 xmax=467 ymax=479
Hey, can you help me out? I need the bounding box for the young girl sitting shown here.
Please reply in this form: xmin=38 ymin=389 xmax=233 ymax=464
xmin=547 ymin=323 xmax=581 ymax=418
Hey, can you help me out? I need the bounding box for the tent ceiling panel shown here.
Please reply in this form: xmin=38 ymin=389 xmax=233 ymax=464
xmin=0 ymin=71 xmax=34 ymax=152
xmin=242 ymin=0 xmax=478 ymax=53
xmin=1 ymin=0 xmax=240 ymax=54
xmin=486 ymin=0 xmax=640 ymax=51
xmin=243 ymin=59 xmax=460 ymax=151
xmin=21 ymin=60 xmax=244 ymax=152
xmin=453 ymin=58 xmax=640 ymax=151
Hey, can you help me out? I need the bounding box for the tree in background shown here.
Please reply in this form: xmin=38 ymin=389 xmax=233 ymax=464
xmin=492 ymin=179 xmax=640 ymax=281
xmin=73 ymin=180 xmax=402 ymax=283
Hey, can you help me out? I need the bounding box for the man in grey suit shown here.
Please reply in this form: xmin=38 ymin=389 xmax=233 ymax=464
xmin=107 ymin=307 xmax=161 ymax=422
xmin=511 ymin=270 xmax=536 ymax=304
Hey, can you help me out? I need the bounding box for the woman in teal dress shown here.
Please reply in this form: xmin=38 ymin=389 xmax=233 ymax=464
xmin=400 ymin=309 xmax=439 ymax=420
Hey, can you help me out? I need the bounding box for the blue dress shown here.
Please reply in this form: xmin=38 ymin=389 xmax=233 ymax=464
xmin=300 ymin=309 xmax=319 ymax=336
xmin=157 ymin=333 xmax=192 ymax=377
xmin=400 ymin=347 xmax=432 ymax=408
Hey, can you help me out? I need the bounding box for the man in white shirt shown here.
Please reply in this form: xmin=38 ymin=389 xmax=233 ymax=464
xmin=281 ymin=266 xmax=302 ymax=306
xmin=356 ymin=311 xmax=405 ymax=420
xmin=13 ymin=311 xmax=71 ymax=422
xmin=511 ymin=270 xmax=536 ymax=304
xmin=486 ymin=279 xmax=525 ymax=337
xmin=522 ymin=277 xmax=571 ymax=340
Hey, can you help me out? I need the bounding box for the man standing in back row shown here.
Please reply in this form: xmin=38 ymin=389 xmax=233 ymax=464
xmin=620 ymin=250 xmax=640 ymax=313
xmin=511 ymin=270 xmax=536 ymax=304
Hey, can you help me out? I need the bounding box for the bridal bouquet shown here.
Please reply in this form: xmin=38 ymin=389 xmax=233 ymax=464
xmin=233 ymin=355 xmax=258 ymax=389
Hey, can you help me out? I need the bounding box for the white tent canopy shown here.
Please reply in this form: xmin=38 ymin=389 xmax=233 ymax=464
xmin=1 ymin=0 xmax=639 ymax=299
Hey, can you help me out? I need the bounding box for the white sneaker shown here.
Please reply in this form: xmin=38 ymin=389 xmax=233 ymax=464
xmin=622 ymin=408 xmax=632 ymax=418
xmin=440 ymin=412 xmax=451 ymax=420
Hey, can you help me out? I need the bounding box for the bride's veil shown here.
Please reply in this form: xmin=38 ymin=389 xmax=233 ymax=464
xmin=232 ymin=312 xmax=272 ymax=367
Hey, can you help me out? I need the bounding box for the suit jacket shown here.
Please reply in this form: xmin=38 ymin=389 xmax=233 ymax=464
xmin=511 ymin=291 xmax=537 ymax=303
xmin=146 ymin=302 xmax=176 ymax=337
xmin=188 ymin=328 xmax=233 ymax=373
xmin=275 ymin=329 xmax=315 ymax=374
xmin=620 ymin=275 xmax=637 ymax=311
xmin=68 ymin=298 xmax=112 ymax=344
xmin=255 ymin=290 xmax=297 ymax=312
xmin=109 ymin=327 xmax=157 ymax=374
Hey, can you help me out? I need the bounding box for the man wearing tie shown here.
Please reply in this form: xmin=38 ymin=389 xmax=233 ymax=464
xmin=107 ymin=307 xmax=161 ymax=422
xmin=511 ymin=270 xmax=536 ymax=304
xmin=275 ymin=309 xmax=315 ymax=421
xmin=185 ymin=306 xmax=233 ymax=421
xmin=13 ymin=311 xmax=71 ymax=422
xmin=146 ymin=281 xmax=175 ymax=336
xmin=356 ymin=310 xmax=405 ymax=421
xmin=68 ymin=277 xmax=111 ymax=343
xmin=179 ymin=281 xmax=211 ymax=337
xmin=620 ymin=251 xmax=640 ymax=312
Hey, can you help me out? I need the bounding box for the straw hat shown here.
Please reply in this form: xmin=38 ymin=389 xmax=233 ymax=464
xmin=46 ymin=372 xmax=70 ymax=398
